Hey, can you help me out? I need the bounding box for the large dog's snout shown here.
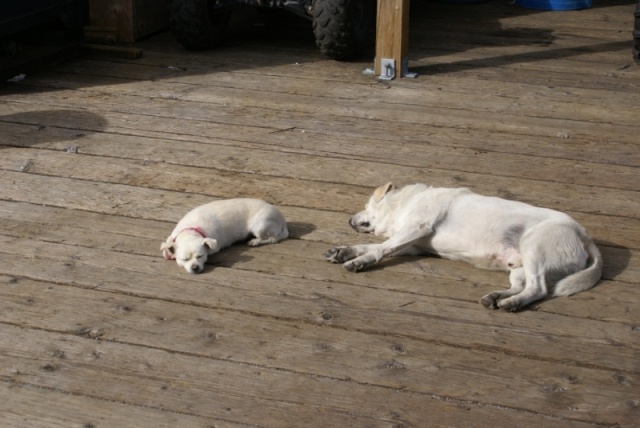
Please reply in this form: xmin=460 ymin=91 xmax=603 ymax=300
xmin=349 ymin=216 xmax=370 ymax=232
xmin=191 ymin=263 xmax=202 ymax=274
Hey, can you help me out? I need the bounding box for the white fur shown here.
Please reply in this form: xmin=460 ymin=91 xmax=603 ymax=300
xmin=161 ymin=199 xmax=288 ymax=274
xmin=324 ymin=183 xmax=602 ymax=311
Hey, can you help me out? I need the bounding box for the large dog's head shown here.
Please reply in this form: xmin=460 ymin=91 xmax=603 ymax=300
xmin=349 ymin=182 xmax=395 ymax=234
xmin=161 ymin=230 xmax=219 ymax=274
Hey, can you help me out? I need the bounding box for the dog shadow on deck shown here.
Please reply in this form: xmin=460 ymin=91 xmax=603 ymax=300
xmin=597 ymin=240 xmax=632 ymax=282
xmin=286 ymin=221 xmax=317 ymax=240
xmin=205 ymin=246 xmax=254 ymax=272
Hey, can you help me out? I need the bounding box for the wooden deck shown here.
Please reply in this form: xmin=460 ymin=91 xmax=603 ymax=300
xmin=1 ymin=1 xmax=639 ymax=426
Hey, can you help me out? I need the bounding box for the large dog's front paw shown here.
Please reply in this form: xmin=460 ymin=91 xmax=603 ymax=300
xmin=497 ymin=297 xmax=522 ymax=312
xmin=344 ymin=260 xmax=364 ymax=272
xmin=323 ymin=246 xmax=356 ymax=263
xmin=343 ymin=255 xmax=376 ymax=273
xmin=480 ymin=293 xmax=500 ymax=309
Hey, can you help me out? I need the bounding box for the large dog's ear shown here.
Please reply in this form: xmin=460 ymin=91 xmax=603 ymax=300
xmin=203 ymin=238 xmax=219 ymax=254
xmin=373 ymin=182 xmax=394 ymax=202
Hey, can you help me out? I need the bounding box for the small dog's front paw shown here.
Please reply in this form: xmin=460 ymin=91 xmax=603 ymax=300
xmin=323 ymin=247 xmax=353 ymax=263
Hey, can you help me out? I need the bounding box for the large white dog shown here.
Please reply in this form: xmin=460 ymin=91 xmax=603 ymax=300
xmin=162 ymin=199 xmax=288 ymax=274
xmin=324 ymin=183 xmax=602 ymax=311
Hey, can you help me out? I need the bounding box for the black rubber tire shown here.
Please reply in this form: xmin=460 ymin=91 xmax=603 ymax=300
xmin=170 ymin=0 xmax=232 ymax=50
xmin=634 ymin=1 xmax=640 ymax=64
xmin=312 ymin=0 xmax=376 ymax=61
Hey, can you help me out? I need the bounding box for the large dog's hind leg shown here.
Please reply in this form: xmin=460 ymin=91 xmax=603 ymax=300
xmin=492 ymin=241 xmax=548 ymax=311
xmin=341 ymin=226 xmax=433 ymax=272
xmin=496 ymin=249 xmax=549 ymax=311
xmin=495 ymin=220 xmax=582 ymax=311
xmin=480 ymin=268 xmax=526 ymax=309
xmin=497 ymin=272 xmax=547 ymax=312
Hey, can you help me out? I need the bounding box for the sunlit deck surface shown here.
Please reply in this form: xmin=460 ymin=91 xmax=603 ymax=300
xmin=1 ymin=1 xmax=638 ymax=427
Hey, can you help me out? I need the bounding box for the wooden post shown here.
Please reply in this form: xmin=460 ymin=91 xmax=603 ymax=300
xmin=88 ymin=0 xmax=171 ymax=43
xmin=374 ymin=0 xmax=412 ymax=79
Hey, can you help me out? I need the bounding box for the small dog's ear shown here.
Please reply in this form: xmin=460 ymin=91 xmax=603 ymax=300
xmin=160 ymin=241 xmax=174 ymax=252
xmin=373 ymin=182 xmax=394 ymax=202
xmin=203 ymin=238 xmax=219 ymax=253
xmin=161 ymin=241 xmax=176 ymax=260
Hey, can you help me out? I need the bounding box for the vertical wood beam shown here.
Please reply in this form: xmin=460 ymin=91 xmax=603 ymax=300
xmin=374 ymin=0 xmax=411 ymax=79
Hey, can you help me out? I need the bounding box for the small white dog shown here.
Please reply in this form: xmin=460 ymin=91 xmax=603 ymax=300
xmin=324 ymin=183 xmax=602 ymax=311
xmin=161 ymin=199 xmax=288 ymax=274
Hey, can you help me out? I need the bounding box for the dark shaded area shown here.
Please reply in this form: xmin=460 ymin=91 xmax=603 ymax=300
xmin=0 ymin=109 xmax=107 ymax=149
xmin=1 ymin=0 xmax=88 ymax=80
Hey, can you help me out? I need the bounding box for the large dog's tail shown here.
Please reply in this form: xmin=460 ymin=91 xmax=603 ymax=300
xmin=553 ymin=240 xmax=603 ymax=297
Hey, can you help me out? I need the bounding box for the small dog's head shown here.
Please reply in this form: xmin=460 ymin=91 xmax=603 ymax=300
xmin=161 ymin=232 xmax=219 ymax=274
xmin=349 ymin=182 xmax=395 ymax=234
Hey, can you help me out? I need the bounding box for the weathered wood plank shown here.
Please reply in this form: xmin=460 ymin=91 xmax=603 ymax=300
xmin=1 ymin=108 xmax=640 ymax=217
xmin=4 ymin=67 xmax=640 ymax=151
xmin=1 ymin=275 xmax=637 ymax=425
xmin=1 ymin=325 xmax=600 ymax=428
xmin=44 ymin=53 xmax=640 ymax=111
xmin=0 ymin=380 xmax=233 ymax=427
xmin=9 ymin=68 xmax=640 ymax=134
xmin=3 ymin=94 xmax=639 ymax=172
xmin=1 ymin=139 xmax=638 ymax=212
xmin=80 ymin=39 xmax=638 ymax=97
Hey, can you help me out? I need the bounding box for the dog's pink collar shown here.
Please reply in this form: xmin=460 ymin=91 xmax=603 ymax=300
xmin=163 ymin=227 xmax=207 ymax=260
xmin=172 ymin=226 xmax=207 ymax=242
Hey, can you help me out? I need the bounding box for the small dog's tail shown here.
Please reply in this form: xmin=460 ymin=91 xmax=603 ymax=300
xmin=553 ymin=240 xmax=603 ymax=297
